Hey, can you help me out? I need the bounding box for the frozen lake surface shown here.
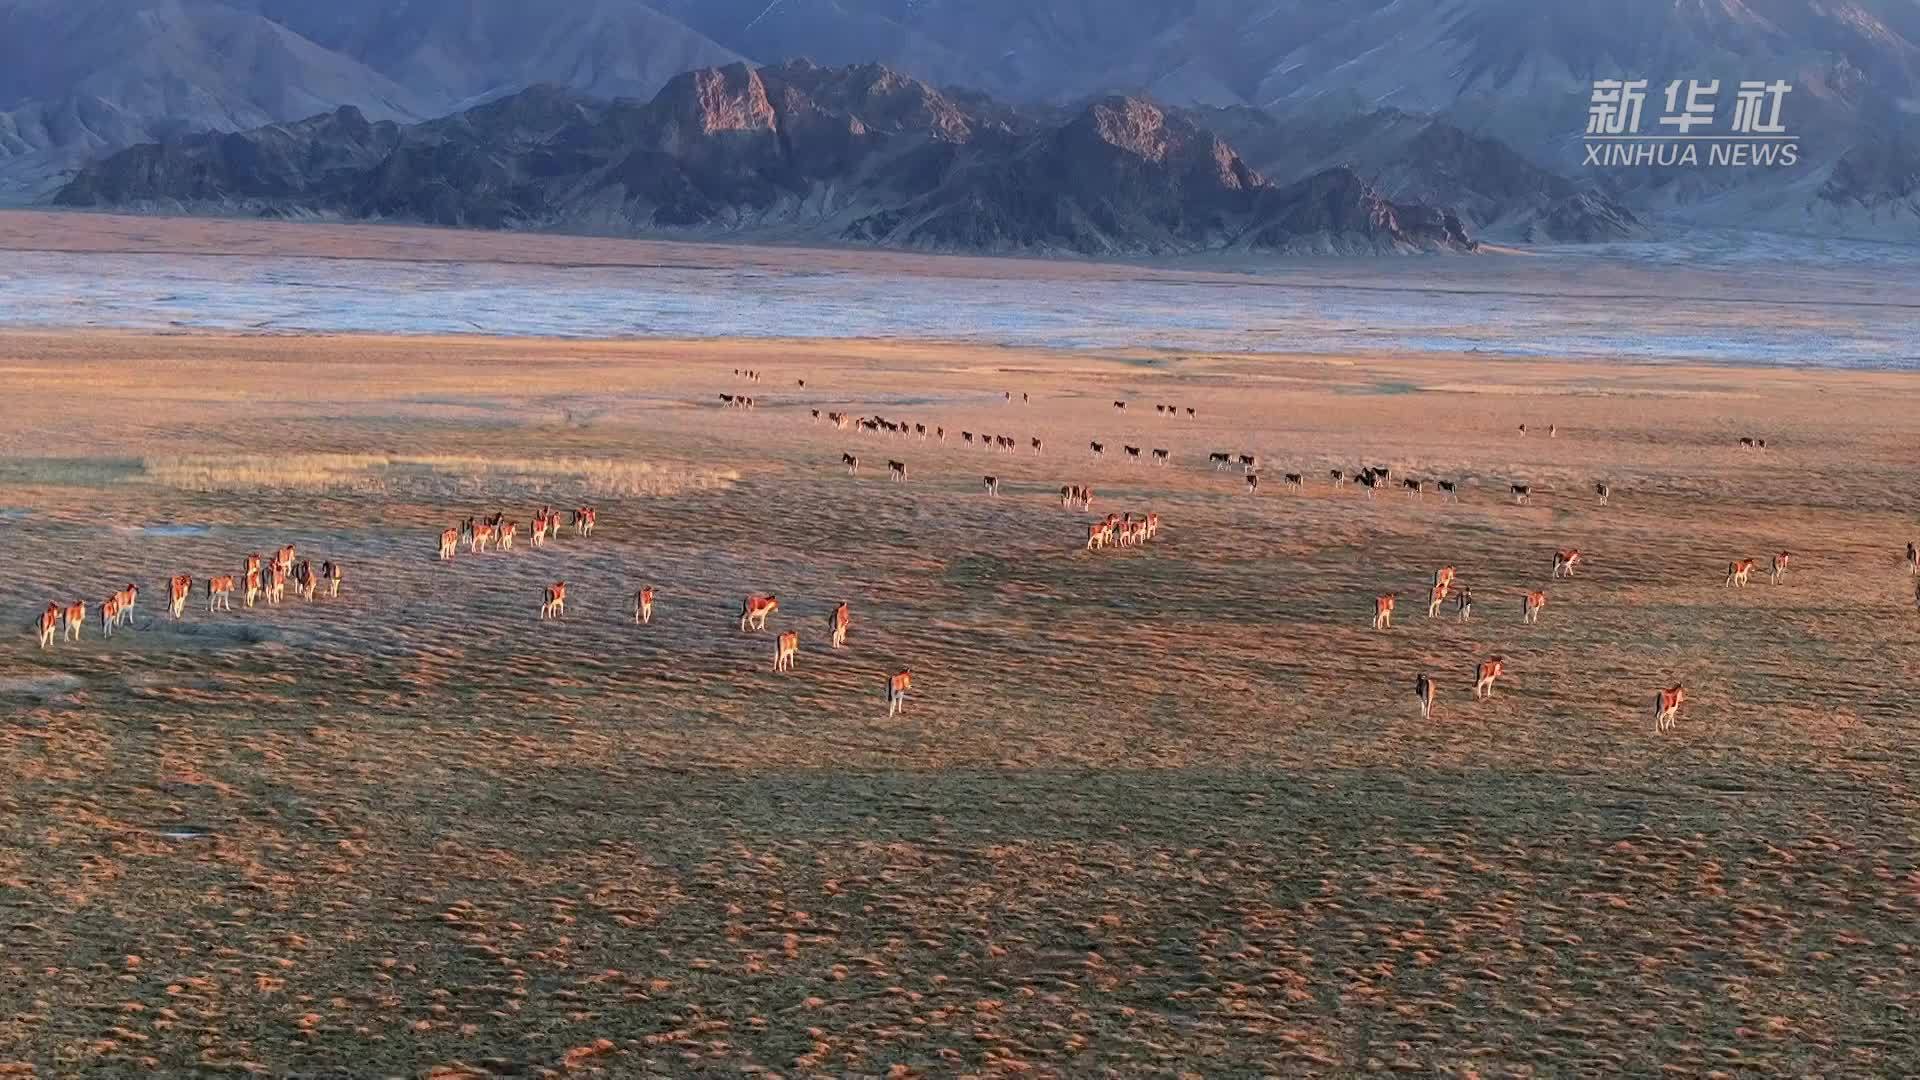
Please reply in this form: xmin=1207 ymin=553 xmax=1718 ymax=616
xmin=1 ymin=231 xmax=1914 ymax=368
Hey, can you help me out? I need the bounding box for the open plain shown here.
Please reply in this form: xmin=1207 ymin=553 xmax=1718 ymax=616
xmin=2 ymin=329 xmax=1918 ymax=1077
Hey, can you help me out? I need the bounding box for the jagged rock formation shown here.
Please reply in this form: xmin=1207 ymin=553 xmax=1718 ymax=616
xmin=57 ymin=62 xmax=1479 ymax=255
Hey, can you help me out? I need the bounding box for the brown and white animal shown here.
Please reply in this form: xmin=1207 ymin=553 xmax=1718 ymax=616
xmin=1245 ymin=472 xmax=1259 ymax=494
xmin=1330 ymin=469 xmax=1346 ymax=487
xmin=1416 ymin=674 xmax=1436 ymax=720
xmin=295 ymin=560 xmax=317 ymax=601
xmin=888 ymin=460 xmax=906 ymax=482
xmin=112 ymin=584 xmax=138 ymax=626
xmin=828 ymin=602 xmax=849 ymax=648
xmin=99 ymin=594 xmax=122 ymax=637
xmin=1511 ymin=483 xmax=1531 ymax=505
xmin=1434 ymin=566 xmax=1457 ymax=592
xmin=1403 ymin=478 xmax=1424 ymax=499
xmin=573 ymin=507 xmax=596 ymax=537
xmin=274 ymin=544 xmax=297 ymax=577
xmin=439 ymin=528 xmax=459 ymax=561
xmin=322 ymin=561 xmax=342 ymax=598
xmin=842 ymin=453 xmax=859 ymax=475
xmin=1725 ymin=558 xmax=1756 ymax=588
xmin=37 ymin=602 xmax=59 ymax=649
xmin=886 ymin=670 xmax=912 ymax=716
xmin=983 ymin=475 xmax=1000 ymax=496
xmin=266 ymin=564 xmax=288 ymax=605
xmin=167 ymin=574 xmax=192 ymax=619
xmin=468 ymin=522 xmax=497 ymax=554
xmin=1085 ymin=521 xmax=1111 ymax=550
xmin=498 ymin=521 xmax=517 ymax=550
xmin=1455 ymin=587 xmax=1474 ymax=622
xmin=740 ymin=594 xmax=778 ymax=632
xmin=1474 ymin=657 xmax=1504 ymax=700
xmin=1522 ymin=590 xmax=1547 ymax=624
xmin=1551 ymin=549 xmax=1581 ymax=579
xmin=1770 ymin=551 xmax=1791 ymax=585
xmin=1907 ymin=541 xmax=1917 ymax=575
xmin=1427 ymin=582 xmax=1450 ymax=618
xmin=1032 ymin=437 xmax=1043 ymax=455
xmin=1372 ymin=593 xmax=1396 ymax=630
xmin=206 ymin=577 xmax=235 ymax=613
xmin=774 ymin=631 xmax=799 ymax=673
xmin=1596 ymin=482 xmax=1611 ymax=506
xmin=1653 ymin=686 xmax=1686 ymax=733
xmin=540 ymin=582 xmax=567 ymax=620
xmin=635 ymin=586 xmax=655 ymax=625
xmin=63 ymin=600 xmax=86 ymax=641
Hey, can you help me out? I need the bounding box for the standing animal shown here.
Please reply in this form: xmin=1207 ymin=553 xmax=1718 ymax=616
xmin=887 ymin=670 xmax=912 ymax=716
xmin=983 ymin=475 xmax=1000 ymax=496
xmin=1770 ymin=551 xmax=1791 ymax=585
xmin=1330 ymin=469 xmax=1345 ymax=487
xmin=322 ymin=561 xmax=342 ymax=598
xmin=1113 ymin=400 xmax=1128 ymax=411
xmin=635 ymin=586 xmax=655 ymax=625
xmin=1372 ymin=593 xmax=1396 ymax=630
xmin=573 ymin=508 xmax=596 ymax=537
xmin=206 ymin=577 xmax=234 ymax=613
xmin=1239 ymin=454 xmax=1257 ymax=473
xmin=740 ymin=594 xmax=778 ymax=632
xmin=540 ymin=582 xmax=567 ymax=620
xmin=439 ymin=528 xmax=459 ymax=561
xmin=1434 ymin=566 xmax=1457 ymax=591
xmin=1284 ymin=473 xmax=1303 ymax=489
xmin=1089 ymin=441 xmax=1104 ymax=458
xmin=1210 ymin=452 xmax=1231 ymax=470
xmin=1152 ymin=448 xmax=1169 ymax=465
xmin=1403 ymin=478 xmax=1424 ymax=499
xmin=1032 ymin=437 xmax=1043 ymax=455
xmin=113 ymin=584 xmax=138 ymax=626
xmin=167 ymin=575 xmax=192 ymax=619
xmin=1416 ymin=674 xmax=1436 ymax=720
xmin=1438 ymin=480 xmax=1458 ymax=500
xmin=1523 ymin=590 xmax=1547 ymax=624
xmin=1510 ymin=484 xmax=1531 ymax=505
xmin=1358 ymin=471 xmax=1380 ymax=498
xmin=37 ymin=603 xmax=59 ymax=649
xmin=468 ymin=523 xmax=497 ymax=553
xmin=829 ymin=602 xmax=850 ymax=648
xmin=1455 ymin=587 xmax=1474 ymax=622
xmin=63 ymin=600 xmax=86 ymax=641
xmin=1907 ymin=542 xmax=1917 ymax=575
xmin=1653 ymin=686 xmax=1686 ymax=733
xmin=1739 ymin=437 xmax=1754 ymax=449
xmin=888 ymin=460 xmax=906 ymax=482
xmin=842 ymin=453 xmax=859 ymax=475
xmin=1426 ymin=583 xmax=1450 ymax=618
xmin=1518 ymin=424 xmax=1528 ymax=437
xmin=1474 ymin=658 xmax=1504 ymax=700
xmin=498 ymin=521 xmax=516 ymax=550
xmin=275 ymin=545 xmax=297 ymax=576
xmin=99 ymin=595 xmax=121 ymax=637
xmin=1245 ymin=473 xmax=1259 ymax=494
xmin=294 ymin=561 xmax=317 ymax=601
xmin=773 ymin=631 xmax=799 ymax=673
xmin=1124 ymin=445 xmax=1142 ymax=462
xmin=1552 ymin=549 xmax=1581 ymax=579
xmin=1725 ymin=558 xmax=1755 ymax=587
xmin=1596 ymin=482 xmax=1611 ymax=506
xmin=266 ymin=564 xmax=288 ymax=605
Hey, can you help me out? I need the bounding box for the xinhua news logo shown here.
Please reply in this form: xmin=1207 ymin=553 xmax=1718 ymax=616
xmin=1584 ymin=80 xmax=1798 ymax=168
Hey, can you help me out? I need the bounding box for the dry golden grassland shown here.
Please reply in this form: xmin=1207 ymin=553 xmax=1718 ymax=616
xmin=2 ymin=331 xmax=1918 ymax=1077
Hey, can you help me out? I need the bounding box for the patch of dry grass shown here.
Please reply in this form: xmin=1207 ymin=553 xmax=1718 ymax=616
xmin=136 ymin=453 xmax=737 ymax=497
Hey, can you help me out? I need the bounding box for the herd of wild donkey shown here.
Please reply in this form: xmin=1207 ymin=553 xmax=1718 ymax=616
xmin=26 ymin=367 xmax=1920 ymax=725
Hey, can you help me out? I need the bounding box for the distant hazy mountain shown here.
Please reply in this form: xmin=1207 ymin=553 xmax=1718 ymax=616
xmin=54 ymin=62 xmax=1479 ymax=256
xmin=7 ymin=0 xmax=1918 ymax=238
xmin=0 ymin=0 xmax=739 ymax=200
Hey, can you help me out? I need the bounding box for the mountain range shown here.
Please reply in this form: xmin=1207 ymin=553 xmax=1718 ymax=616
xmin=7 ymin=0 xmax=1919 ymax=241
xmin=53 ymin=62 xmax=1489 ymax=255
